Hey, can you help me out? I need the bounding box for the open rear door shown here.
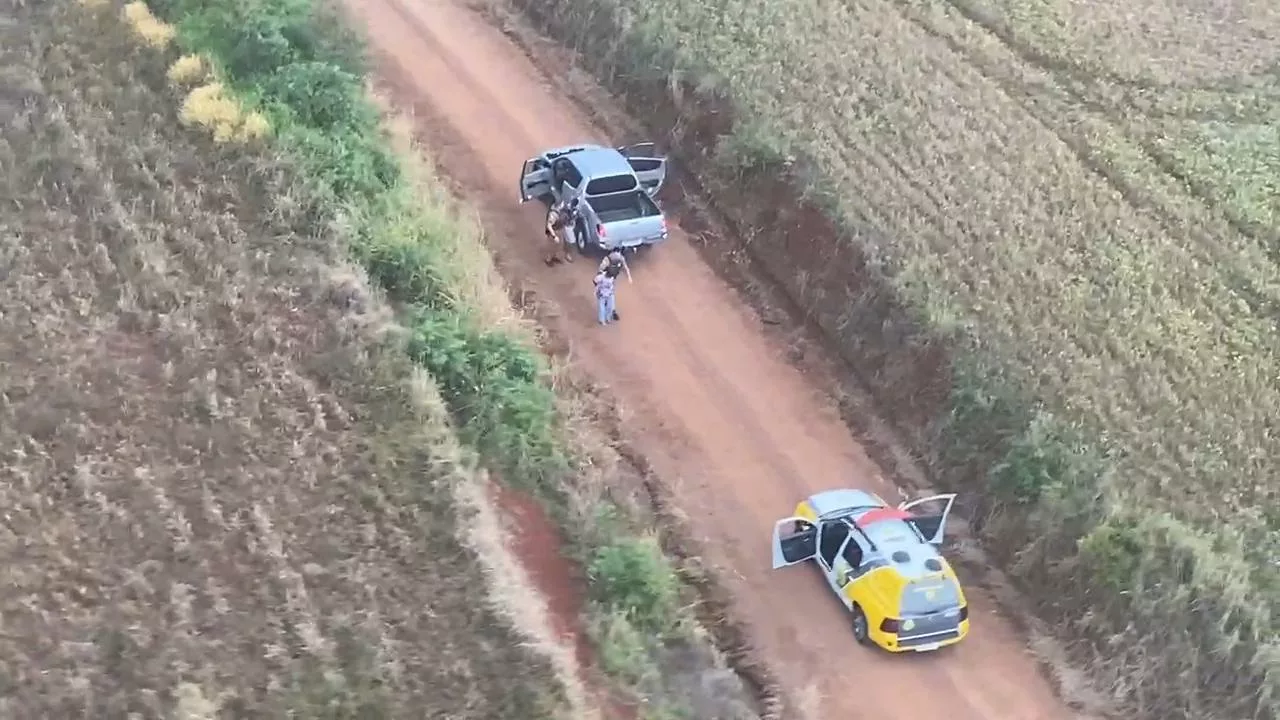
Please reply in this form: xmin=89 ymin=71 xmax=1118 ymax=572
xmin=616 ymin=142 xmax=657 ymax=158
xmin=626 ymin=156 xmax=667 ymax=197
xmin=772 ymin=517 xmax=817 ymax=569
xmin=519 ymin=157 xmax=552 ymax=203
xmin=898 ymin=494 xmax=958 ymax=545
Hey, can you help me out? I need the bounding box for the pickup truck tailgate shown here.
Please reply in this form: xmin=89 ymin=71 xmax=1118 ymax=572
xmin=601 ymin=215 xmax=667 ymax=248
xmin=588 ymin=189 xmax=668 ymax=249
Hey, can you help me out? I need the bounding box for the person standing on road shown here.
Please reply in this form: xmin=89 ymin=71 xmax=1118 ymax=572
xmin=597 ymin=250 xmax=627 ymax=321
xmin=597 ymin=249 xmax=632 ymax=284
xmin=543 ymin=197 xmax=578 ymax=266
xmin=593 ymin=268 xmax=617 ymax=326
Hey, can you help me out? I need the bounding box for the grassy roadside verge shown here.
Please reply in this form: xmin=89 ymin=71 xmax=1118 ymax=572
xmin=118 ymin=0 xmax=759 ymax=716
xmin=500 ymin=1 xmax=1279 ymax=718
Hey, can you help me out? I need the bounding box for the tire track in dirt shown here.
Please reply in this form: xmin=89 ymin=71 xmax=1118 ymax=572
xmin=345 ymin=0 xmax=1079 ymax=717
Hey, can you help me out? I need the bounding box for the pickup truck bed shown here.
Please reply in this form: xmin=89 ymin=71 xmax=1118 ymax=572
xmin=590 ymin=190 xmax=661 ymax=224
xmin=584 ymin=190 xmax=666 ymax=250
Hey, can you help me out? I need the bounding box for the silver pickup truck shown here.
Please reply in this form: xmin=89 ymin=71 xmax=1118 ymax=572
xmin=518 ymin=143 xmax=669 ymax=253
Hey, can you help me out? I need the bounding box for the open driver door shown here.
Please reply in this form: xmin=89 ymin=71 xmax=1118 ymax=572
xmin=519 ymin=157 xmax=552 ymax=203
xmin=771 ymin=517 xmax=817 ymax=569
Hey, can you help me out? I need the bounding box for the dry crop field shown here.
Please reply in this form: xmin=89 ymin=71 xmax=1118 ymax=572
xmin=509 ymin=0 xmax=1280 ymax=717
xmin=0 ymin=2 xmax=564 ymax=716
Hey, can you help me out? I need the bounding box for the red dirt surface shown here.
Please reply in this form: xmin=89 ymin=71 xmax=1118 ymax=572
xmin=344 ymin=0 xmax=1080 ymax=717
xmin=487 ymin=482 xmax=594 ymax=671
xmin=486 ymin=481 xmax=638 ymax=720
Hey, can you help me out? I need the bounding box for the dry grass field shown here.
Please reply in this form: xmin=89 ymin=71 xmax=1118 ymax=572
xmin=0 ymin=2 xmax=569 ymax=716
xmin=508 ymin=0 xmax=1280 ymax=717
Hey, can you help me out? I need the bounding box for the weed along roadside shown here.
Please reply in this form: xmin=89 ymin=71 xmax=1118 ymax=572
xmin=115 ymin=0 xmax=759 ymax=716
xmin=499 ymin=0 xmax=1280 ymax=718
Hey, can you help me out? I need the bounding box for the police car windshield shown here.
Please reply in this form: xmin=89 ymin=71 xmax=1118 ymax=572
xmin=901 ymin=576 xmax=961 ymax=616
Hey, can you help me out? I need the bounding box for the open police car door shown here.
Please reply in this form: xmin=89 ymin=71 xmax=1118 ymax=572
xmin=771 ymin=517 xmax=818 ymax=569
xmin=898 ymin=494 xmax=958 ymax=545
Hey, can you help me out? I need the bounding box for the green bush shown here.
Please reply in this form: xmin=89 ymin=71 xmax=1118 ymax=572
xmin=714 ymin=120 xmax=791 ymax=175
xmin=261 ymin=60 xmax=365 ymax=130
xmin=1078 ymin=516 xmax=1144 ymax=593
xmin=353 ymin=211 xmax=450 ymax=303
xmin=935 ymin=362 xmax=1030 ymax=472
xmin=154 ymin=0 xmax=365 ymax=81
xmin=278 ymin=121 xmax=401 ymax=203
xmin=171 ymin=0 xmax=310 ymax=82
xmin=988 ymin=414 xmax=1074 ymax=505
xmin=279 ymin=1 xmax=369 ymax=76
xmin=404 ymin=311 xmax=566 ymax=488
xmin=590 ymin=611 xmax=653 ymax=685
xmin=588 ymin=537 xmax=679 ymax=633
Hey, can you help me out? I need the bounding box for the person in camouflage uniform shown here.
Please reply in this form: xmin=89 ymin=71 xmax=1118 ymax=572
xmin=543 ymin=197 xmax=578 ymax=266
xmin=597 ymin=249 xmax=631 ymax=283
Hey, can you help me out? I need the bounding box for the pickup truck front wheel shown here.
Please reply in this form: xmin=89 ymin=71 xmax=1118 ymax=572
xmin=573 ymin=223 xmax=589 ymax=253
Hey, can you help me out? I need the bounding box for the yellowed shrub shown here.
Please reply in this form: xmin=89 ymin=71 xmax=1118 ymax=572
xmin=167 ymin=55 xmax=208 ymax=86
xmin=180 ymin=82 xmax=241 ymax=141
xmin=237 ymin=111 xmax=272 ymax=142
xmin=179 ymin=83 xmax=272 ymax=144
xmin=123 ymin=1 xmax=175 ymax=49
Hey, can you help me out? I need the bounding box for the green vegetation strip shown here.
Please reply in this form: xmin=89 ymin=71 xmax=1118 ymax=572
xmin=505 ymin=0 xmax=1279 ymax=718
xmin=130 ymin=0 xmax=752 ymax=716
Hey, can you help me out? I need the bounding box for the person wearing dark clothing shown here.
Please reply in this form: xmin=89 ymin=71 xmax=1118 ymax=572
xmin=597 ymin=249 xmax=632 ymax=282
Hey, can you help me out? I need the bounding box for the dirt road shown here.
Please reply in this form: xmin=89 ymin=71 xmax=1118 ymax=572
xmin=344 ymin=0 xmax=1076 ymax=717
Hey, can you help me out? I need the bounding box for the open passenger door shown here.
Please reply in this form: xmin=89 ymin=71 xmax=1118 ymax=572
xmin=519 ymin=157 xmax=552 ymax=203
xmin=772 ymin=517 xmax=817 ymax=569
xmin=898 ymin=494 xmax=958 ymax=546
xmin=627 ymin=156 xmax=667 ymax=197
xmin=617 ymin=143 xmax=667 ymax=197
xmin=616 ymin=142 xmax=657 ymax=158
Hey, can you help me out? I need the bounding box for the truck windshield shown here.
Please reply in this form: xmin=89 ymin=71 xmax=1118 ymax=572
xmin=585 ymin=174 xmax=638 ymax=196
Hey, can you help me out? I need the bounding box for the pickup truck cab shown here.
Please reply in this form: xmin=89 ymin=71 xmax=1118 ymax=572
xmin=519 ymin=143 xmax=669 ymax=253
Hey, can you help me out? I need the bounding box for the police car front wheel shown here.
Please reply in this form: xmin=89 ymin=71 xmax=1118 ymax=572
xmin=851 ymin=605 xmax=871 ymax=646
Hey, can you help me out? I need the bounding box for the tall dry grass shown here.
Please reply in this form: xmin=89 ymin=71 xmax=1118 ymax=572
xmin=0 ymin=1 xmax=571 ymax=715
xmin=503 ymin=0 xmax=1280 ymax=717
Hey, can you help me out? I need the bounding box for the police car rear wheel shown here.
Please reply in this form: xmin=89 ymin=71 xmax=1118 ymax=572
xmin=851 ymin=605 xmax=871 ymax=645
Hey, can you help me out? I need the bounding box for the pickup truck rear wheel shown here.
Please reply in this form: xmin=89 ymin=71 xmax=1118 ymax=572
xmin=851 ymin=605 xmax=871 ymax=646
